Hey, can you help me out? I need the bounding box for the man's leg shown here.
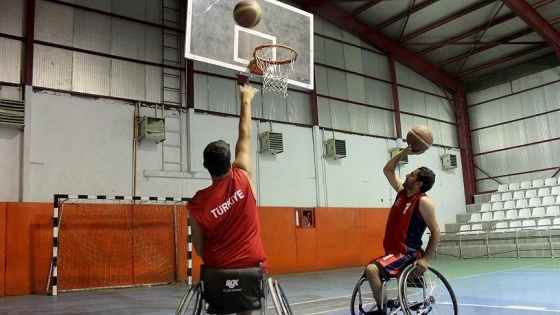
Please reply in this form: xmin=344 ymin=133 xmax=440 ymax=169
xmin=365 ymin=263 xmax=386 ymax=309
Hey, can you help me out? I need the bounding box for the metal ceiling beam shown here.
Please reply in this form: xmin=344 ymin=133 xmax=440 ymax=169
xmin=352 ymin=0 xmax=383 ymax=16
xmin=502 ymin=0 xmax=560 ymax=58
xmin=400 ymin=0 xmax=497 ymax=43
xmin=417 ymin=0 xmax=554 ymax=56
xmin=375 ymin=0 xmax=438 ymax=30
xmin=295 ymin=0 xmax=461 ymax=93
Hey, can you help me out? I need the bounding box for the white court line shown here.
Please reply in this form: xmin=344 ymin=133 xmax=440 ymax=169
xmin=451 ymin=264 xmax=539 ymax=280
xmin=457 ymin=302 xmax=559 ymax=313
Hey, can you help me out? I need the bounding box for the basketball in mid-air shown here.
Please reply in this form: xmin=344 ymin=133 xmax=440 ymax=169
xmin=233 ymin=0 xmax=262 ymax=28
xmin=406 ymin=125 xmax=433 ymax=153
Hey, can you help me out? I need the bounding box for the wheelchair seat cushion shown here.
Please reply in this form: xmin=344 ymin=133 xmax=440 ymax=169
xmin=201 ymin=265 xmax=264 ymax=314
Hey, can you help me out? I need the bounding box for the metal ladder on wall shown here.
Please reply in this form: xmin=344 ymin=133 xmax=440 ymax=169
xmin=161 ymin=0 xmax=183 ymax=172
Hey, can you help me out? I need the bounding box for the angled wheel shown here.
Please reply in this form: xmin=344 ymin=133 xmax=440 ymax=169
xmin=268 ymin=278 xmax=293 ymax=315
xmin=398 ymin=265 xmax=458 ymax=315
xmin=176 ymin=282 xmax=203 ymax=315
xmin=350 ymin=276 xmax=377 ymax=315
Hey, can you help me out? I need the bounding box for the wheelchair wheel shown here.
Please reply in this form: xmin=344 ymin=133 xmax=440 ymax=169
xmin=398 ymin=265 xmax=458 ymax=315
xmin=268 ymin=278 xmax=293 ymax=315
xmin=176 ymin=282 xmax=202 ymax=315
xmin=351 ymin=276 xmax=383 ymax=315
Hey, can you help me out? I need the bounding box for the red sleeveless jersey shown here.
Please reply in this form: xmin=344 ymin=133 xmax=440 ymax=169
xmin=383 ymin=189 xmax=427 ymax=254
xmin=189 ymin=167 xmax=267 ymax=270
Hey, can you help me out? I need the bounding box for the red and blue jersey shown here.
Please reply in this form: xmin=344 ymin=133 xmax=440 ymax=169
xmin=189 ymin=167 xmax=267 ymax=270
xmin=383 ymin=189 xmax=427 ymax=254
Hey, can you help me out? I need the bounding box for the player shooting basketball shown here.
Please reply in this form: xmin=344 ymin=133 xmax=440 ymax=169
xmin=188 ymin=83 xmax=267 ymax=315
xmin=363 ymin=146 xmax=441 ymax=315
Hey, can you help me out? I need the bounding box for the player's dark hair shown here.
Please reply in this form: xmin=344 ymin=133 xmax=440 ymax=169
xmin=417 ymin=166 xmax=436 ymax=193
xmin=203 ymin=140 xmax=231 ymax=176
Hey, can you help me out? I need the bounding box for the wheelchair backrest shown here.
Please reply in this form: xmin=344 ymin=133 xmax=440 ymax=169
xmin=201 ymin=265 xmax=265 ymax=314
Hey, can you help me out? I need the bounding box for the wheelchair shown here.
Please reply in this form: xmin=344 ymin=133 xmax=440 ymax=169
xmin=176 ymin=266 xmax=292 ymax=315
xmin=350 ymin=262 xmax=458 ymax=315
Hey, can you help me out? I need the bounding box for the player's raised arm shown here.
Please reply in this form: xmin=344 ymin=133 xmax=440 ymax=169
xmin=383 ymin=147 xmax=411 ymax=192
xmin=233 ymin=84 xmax=258 ymax=178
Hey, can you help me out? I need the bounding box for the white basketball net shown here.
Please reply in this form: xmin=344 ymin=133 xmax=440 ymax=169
xmin=254 ymin=46 xmax=297 ymax=97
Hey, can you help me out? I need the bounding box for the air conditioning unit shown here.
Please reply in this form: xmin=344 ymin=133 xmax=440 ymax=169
xmin=259 ymin=131 xmax=283 ymax=154
xmin=0 ymin=99 xmax=25 ymax=128
xmin=137 ymin=116 xmax=165 ymax=143
xmin=325 ymin=138 xmax=347 ymax=159
xmin=389 ymin=148 xmax=408 ymax=165
xmin=441 ymin=153 xmax=458 ymax=170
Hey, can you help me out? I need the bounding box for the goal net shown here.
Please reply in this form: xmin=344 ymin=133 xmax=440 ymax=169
xmin=48 ymin=194 xmax=191 ymax=295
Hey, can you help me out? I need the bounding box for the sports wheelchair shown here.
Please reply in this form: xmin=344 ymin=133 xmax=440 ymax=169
xmin=350 ymin=262 xmax=458 ymax=315
xmin=176 ymin=265 xmax=292 ymax=315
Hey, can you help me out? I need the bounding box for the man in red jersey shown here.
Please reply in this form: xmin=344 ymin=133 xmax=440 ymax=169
xmin=188 ymin=84 xmax=266 ymax=315
xmin=363 ymin=147 xmax=441 ymax=315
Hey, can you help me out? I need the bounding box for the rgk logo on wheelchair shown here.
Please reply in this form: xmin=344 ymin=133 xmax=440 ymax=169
xmin=224 ymin=279 xmax=241 ymax=291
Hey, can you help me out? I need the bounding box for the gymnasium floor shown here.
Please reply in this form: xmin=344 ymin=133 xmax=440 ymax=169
xmin=1 ymin=258 xmax=559 ymax=314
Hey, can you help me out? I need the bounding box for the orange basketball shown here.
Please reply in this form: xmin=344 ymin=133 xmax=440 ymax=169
xmin=406 ymin=125 xmax=433 ymax=153
xmin=233 ymin=0 xmax=262 ymax=28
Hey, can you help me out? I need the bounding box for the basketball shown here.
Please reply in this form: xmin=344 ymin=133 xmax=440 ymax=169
xmin=233 ymin=0 xmax=262 ymax=28
xmin=406 ymin=125 xmax=433 ymax=153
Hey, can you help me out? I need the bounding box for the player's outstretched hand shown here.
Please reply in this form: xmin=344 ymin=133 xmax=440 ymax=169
xmin=405 ymin=145 xmax=425 ymax=155
xmin=239 ymin=84 xmax=259 ymax=103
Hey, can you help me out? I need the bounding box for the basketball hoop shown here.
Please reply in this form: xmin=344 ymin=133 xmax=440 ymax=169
xmin=250 ymin=44 xmax=298 ymax=97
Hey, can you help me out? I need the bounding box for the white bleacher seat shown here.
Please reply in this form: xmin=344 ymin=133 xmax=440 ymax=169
xmin=514 ymin=199 xmax=527 ymax=209
xmin=536 ymin=218 xmax=552 ymax=230
xmin=545 ymin=205 xmax=559 ymax=217
xmin=490 ymin=194 xmax=501 ymax=202
xmin=524 ymin=189 xmax=537 ymax=198
xmin=491 ymin=202 xmax=503 ymax=211
xmin=505 ymin=209 xmax=518 ymax=220
xmin=513 ymin=191 xmax=525 ymax=199
xmin=537 ymin=188 xmax=550 ymax=197
xmin=480 ymin=203 xmax=491 ymax=212
xmin=503 ymin=200 xmax=515 ymax=210
xmin=551 ymin=186 xmax=560 ymax=196
xmin=493 ymin=221 xmax=508 ymax=233
xmin=531 ymin=207 xmax=545 ymax=218
xmin=501 ymin=192 xmax=513 ymax=201
xmin=493 ymin=211 xmax=505 ymax=221
xmin=507 ymin=220 xmax=522 ymax=232
xmin=509 ymin=182 xmax=520 ymax=191
xmin=497 ymin=184 xmax=508 ymax=192
xmin=468 ymin=223 xmax=485 ymax=234
xmin=520 ymin=181 xmax=532 ymax=189
xmin=558 ymin=177 xmax=560 ymax=185
xmin=521 ymin=219 xmax=536 ymax=230
xmin=544 ymin=178 xmax=556 ymax=187
xmin=532 ymin=179 xmax=544 ymax=188
xmin=481 ymin=212 xmax=492 ymax=222
xmin=528 ymin=197 xmax=541 ymax=207
xmin=556 ymin=195 xmax=560 ymax=205
xmin=551 ymin=218 xmax=560 ymax=230
xmin=541 ymin=196 xmax=555 ymax=207
xmin=467 ymin=213 xmax=481 ymax=223
xmin=457 ymin=224 xmax=470 ymax=235
xmin=518 ymin=208 xmax=532 ymax=219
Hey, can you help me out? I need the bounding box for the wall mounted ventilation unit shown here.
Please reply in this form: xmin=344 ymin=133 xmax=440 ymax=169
xmin=137 ymin=116 xmax=166 ymax=143
xmin=0 ymin=99 xmax=25 ymax=128
xmin=259 ymin=131 xmax=283 ymax=155
xmin=441 ymin=153 xmax=458 ymax=170
xmin=325 ymin=138 xmax=347 ymax=159
xmin=389 ymin=148 xmax=408 ymax=165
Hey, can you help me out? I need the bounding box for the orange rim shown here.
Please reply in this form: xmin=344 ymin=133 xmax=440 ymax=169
xmin=253 ymin=44 xmax=298 ymax=65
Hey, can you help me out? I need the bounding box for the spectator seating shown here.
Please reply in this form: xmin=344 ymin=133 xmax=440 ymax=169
xmin=537 ymin=188 xmax=550 ymax=197
xmin=520 ymin=181 xmax=532 ymax=189
xmin=507 ymin=220 xmax=522 ymax=232
xmin=493 ymin=221 xmax=508 ymax=233
xmin=542 ymin=196 xmax=555 ymax=207
xmin=532 ymin=179 xmax=544 ymax=188
xmin=536 ymin=218 xmax=551 ymax=230
xmin=480 ymin=212 xmax=492 ymax=222
xmin=545 ymin=177 xmax=557 ymax=186
xmin=524 ymin=189 xmax=537 ymax=198
xmin=468 ymin=213 xmax=481 ymax=223
xmin=518 ymin=208 xmax=531 ymax=219
xmin=545 ymin=205 xmax=559 ymax=217
xmin=492 ymin=211 xmax=505 ymax=221
xmin=498 ymin=184 xmax=508 ymax=192
xmin=522 ymin=219 xmax=536 ymax=230
xmin=551 ymin=186 xmax=560 ymax=196
xmin=509 ymin=182 xmax=520 ymax=191
xmin=531 ymin=207 xmax=545 ymax=218
xmin=505 ymin=209 xmax=518 ymax=220
xmin=551 ymin=218 xmax=560 ymax=230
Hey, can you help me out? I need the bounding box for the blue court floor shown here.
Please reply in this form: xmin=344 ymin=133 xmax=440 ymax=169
xmin=0 ymin=258 xmax=558 ymax=314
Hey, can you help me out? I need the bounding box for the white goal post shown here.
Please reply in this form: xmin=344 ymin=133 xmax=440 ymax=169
xmin=48 ymin=194 xmax=192 ymax=296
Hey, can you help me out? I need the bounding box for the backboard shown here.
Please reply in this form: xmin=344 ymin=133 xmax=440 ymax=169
xmin=186 ymin=0 xmax=314 ymax=90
